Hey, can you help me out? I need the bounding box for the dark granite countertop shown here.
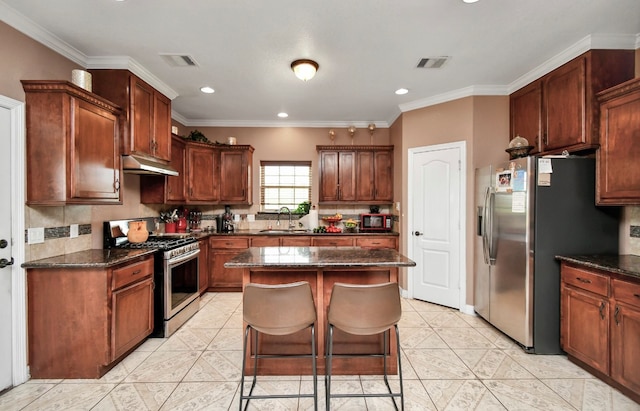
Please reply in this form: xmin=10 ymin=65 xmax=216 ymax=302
xmin=22 ymin=248 xmax=157 ymax=269
xmin=556 ymin=254 xmax=640 ymax=280
xmin=203 ymin=229 xmax=399 ymax=237
xmin=225 ymin=246 xmax=416 ymax=269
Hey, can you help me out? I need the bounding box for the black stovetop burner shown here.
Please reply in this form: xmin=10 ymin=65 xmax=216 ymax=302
xmin=119 ymin=235 xmax=196 ymax=250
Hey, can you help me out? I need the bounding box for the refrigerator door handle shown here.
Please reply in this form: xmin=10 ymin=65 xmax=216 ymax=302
xmin=485 ymin=187 xmax=497 ymax=264
xmin=482 ymin=186 xmax=491 ymax=264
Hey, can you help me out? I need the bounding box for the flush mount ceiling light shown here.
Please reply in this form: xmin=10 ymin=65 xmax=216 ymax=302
xmin=277 ymin=112 xmax=288 ymax=118
xmin=291 ymin=59 xmax=319 ymax=81
xmin=395 ymin=88 xmax=409 ymax=95
xmin=200 ymin=86 xmax=215 ymax=94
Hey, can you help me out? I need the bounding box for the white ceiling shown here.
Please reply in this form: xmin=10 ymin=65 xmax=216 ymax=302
xmin=2 ymin=0 xmax=639 ymax=128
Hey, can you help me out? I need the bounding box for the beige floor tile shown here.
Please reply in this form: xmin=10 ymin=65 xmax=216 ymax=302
xmin=157 ymin=327 xmax=220 ymax=351
xmin=399 ymin=311 xmax=429 ymax=328
xmin=401 ymin=327 xmax=449 ymax=349
xmin=408 ymin=299 xmax=455 ymax=313
xmin=136 ymin=337 xmax=168 ymax=352
xmin=504 ymin=350 xmax=595 ymax=379
xmin=124 ymin=351 xmax=201 ymax=383
xmin=207 ymin=328 xmax=243 ymax=351
xmin=183 ymin=350 xmax=243 ymax=382
xmin=422 ymin=379 xmax=506 ymax=410
xmin=483 ymin=379 xmax=576 ymax=410
xmin=160 ymin=381 xmax=237 ymax=411
xmin=434 ymin=327 xmax=497 ymax=349
xmin=458 ymin=312 xmax=493 ymax=328
xmin=21 ymin=383 xmax=115 ymax=411
xmin=325 ymin=379 xmax=367 ymax=411
xmin=454 ymin=349 xmax=536 ymax=379
xmin=403 ymin=348 xmax=475 ymax=379
xmin=298 ymin=378 xmax=325 ymax=411
xmin=0 ymin=382 xmax=56 ymax=411
xmin=420 ymin=311 xmax=475 ymax=328
xmin=91 ymin=382 xmax=177 ymax=411
xmin=475 ymin=326 xmax=521 ymax=350
xmin=236 ymin=379 xmax=300 ymax=410
xmin=541 ymin=378 xmax=640 ymax=411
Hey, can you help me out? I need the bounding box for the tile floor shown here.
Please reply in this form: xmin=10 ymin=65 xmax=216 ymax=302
xmin=1 ymin=292 xmax=639 ymax=411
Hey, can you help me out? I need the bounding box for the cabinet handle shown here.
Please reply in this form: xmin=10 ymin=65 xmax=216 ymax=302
xmin=599 ymin=301 xmax=605 ymax=320
xmin=634 ymin=293 xmax=640 ymax=299
xmin=575 ymin=277 xmax=591 ymax=284
xmin=132 ymin=269 xmax=142 ymax=276
xmin=614 ymin=305 xmax=620 ymax=325
xmin=114 ymin=179 xmax=120 ymax=192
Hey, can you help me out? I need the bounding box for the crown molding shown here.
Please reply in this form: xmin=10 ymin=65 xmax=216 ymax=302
xmin=86 ymin=56 xmax=179 ymax=99
xmin=176 ymin=119 xmax=390 ymax=128
xmin=399 ymin=85 xmax=509 ymax=113
xmin=0 ymin=1 xmax=88 ymax=66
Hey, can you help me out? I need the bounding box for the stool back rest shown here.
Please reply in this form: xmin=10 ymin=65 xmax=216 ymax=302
xmin=327 ymin=282 xmax=401 ymax=335
xmin=243 ymin=281 xmax=317 ymax=335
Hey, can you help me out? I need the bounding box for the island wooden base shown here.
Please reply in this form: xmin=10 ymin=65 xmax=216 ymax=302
xmin=242 ymin=267 xmax=399 ymax=376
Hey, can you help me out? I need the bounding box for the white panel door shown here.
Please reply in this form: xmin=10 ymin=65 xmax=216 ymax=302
xmin=411 ymin=145 xmax=461 ymax=309
xmin=0 ymin=103 xmax=12 ymax=390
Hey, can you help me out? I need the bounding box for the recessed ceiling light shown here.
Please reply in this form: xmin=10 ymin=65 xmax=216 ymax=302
xmin=200 ymin=86 xmax=214 ymax=94
xmin=463 ymin=0 xmax=479 ymax=3
xmin=395 ymin=88 xmax=409 ymax=95
xmin=277 ymin=112 xmax=289 ymax=118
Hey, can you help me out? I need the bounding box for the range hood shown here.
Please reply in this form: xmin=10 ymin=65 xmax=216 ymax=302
xmin=122 ymin=155 xmax=179 ymax=176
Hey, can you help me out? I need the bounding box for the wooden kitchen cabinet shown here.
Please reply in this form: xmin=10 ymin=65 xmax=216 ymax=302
xmin=22 ymin=81 xmax=122 ymax=205
xmin=596 ymin=78 xmax=640 ymax=205
xmin=610 ymin=278 xmax=640 ymax=394
xmin=90 ymin=69 xmax=172 ymax=162
xmin=186 ymin=142 xmax=219 ymax=203
xmin=141 ymin=134 xmax=187 ymax=204
xmin=219 ymin=145 xmax=254 ymax=204
xmin=27 ymin=256 xmax=154 ymax=378
xmin=318 ymin=145 xmax=393 ymax=204
xmin=510 ymin=81 xmax=543 ymax=154
xmin=208 ymin=237 xmax=250 ymax=291
xmin=509 ymin=49 xmax=634 ymax=155
xmin=560 ymin=262 xmax=640 ymax=401
xmin=560 ymin=264 xmax=610 ymax=374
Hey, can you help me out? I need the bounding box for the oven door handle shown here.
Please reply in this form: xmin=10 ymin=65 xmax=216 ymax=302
xmin=167 ymin=248 xmax=200 ymax=266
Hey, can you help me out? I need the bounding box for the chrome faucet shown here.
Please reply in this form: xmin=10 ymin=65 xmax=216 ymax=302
xmin=277 ymin=206 xmax=294 ymax=230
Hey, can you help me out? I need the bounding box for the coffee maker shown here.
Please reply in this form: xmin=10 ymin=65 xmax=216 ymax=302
xmin=215 ymin=205 xmax=234 ymax=233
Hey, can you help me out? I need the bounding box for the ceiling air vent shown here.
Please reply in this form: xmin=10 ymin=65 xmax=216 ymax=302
xmin=416 ymin=56 xmax=450 ymax=69
xmin=160 ymin=54 xmax=199 ymax=67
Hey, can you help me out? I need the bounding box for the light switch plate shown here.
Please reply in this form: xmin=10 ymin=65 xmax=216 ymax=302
xmin=70 ymin=224 xmax=79 ymax=238
xmin=28 ymin=227 xmax=44 ymax=244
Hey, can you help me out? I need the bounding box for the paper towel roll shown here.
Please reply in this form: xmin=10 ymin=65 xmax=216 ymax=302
xmin=308 ymin=208 xmax=319 ymax=228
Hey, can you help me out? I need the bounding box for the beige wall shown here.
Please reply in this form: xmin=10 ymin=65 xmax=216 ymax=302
xmin=394 ymin=96 xmax=509 ymax=303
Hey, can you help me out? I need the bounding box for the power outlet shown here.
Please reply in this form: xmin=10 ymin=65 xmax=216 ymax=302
xmin=28 ymin=227 xmax=45 ymax=244
xmin=70 ymin=224 xmax=79 ymax=238
xmin=395 ymin=202 xmax=401 ymax=212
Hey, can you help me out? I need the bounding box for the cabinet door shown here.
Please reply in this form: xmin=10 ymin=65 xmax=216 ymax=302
xmin=611 ymin=302 xmax=640 ymax=394
xmin=219 ymin=150 xmax=248 ymax=203
xmin=510 ymin=81 xmax=543 ymax=154
xmin=153 ymin=92 xmax=171 ymax=162
xmin=356 ymin=151 xmax=375 ymax=201
xmin=319 ymin=151 xmax=339 ymax=202
xmin=187 ymin=145 xmax=218 ymax=202
xmin=543 ymin=57 xmax=586 ymax=151
xmin=198 ymin=239 xmax=209 ymax=294
xmin=112 ymin=277 xmax=153 ymax=360
xmin=209 ymin=250 xmax=243 ymax=291
xmin=167 ymin=136 xmax=186 ymax=202
xmin=561 ymin=285 xmax=609 ymax=374
xmin=596 ymin=82 xmax=640 ymax=205
xmin=338 ymin=151 xmax=356 ymax=201
xmin=71 ymin=98 xmax=121 ymax=202
xmin=130 ymin=77 xmax=154 ymax=156
xmin=373 ymin=150 xmax=393 ymax=201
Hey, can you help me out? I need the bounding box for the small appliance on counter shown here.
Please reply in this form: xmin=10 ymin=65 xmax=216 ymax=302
xmin=360 ymin=213 xmax=393 ymax=232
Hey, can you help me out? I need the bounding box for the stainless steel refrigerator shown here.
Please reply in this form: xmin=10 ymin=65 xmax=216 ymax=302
xmin=474 ymin=156 xmax=618 ymax=354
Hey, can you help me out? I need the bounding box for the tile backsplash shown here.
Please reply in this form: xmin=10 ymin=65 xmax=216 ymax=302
xmin=628 ymin=206 xmax=640 ymax=255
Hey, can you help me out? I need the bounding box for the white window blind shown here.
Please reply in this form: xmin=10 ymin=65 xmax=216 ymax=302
xmin=260 ymin=161 xmax=312 ymax=211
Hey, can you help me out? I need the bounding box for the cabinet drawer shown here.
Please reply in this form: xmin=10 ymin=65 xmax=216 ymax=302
xmin=251 ymin=236 xmax=280 ymax=247
xmin=112 ymin=258 xmax=154 ymax=290
xmin=209 ymin=237 xmax=250 ymax=249
xmin=282 ymin=236 xmax=312 ymax=246
xmin=356 ymin=237 xmax=397 ymax=249
xmin=312 ymin=237 xmax=354 ymax=247
xmin=561 ymin=264 xmax=609 ymax=296
xmin=612 ymin=278 xmax=640 ymax=309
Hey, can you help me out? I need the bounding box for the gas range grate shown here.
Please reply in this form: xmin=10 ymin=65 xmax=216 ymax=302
xmin=119 ymin=236 xmax=197 ymax=250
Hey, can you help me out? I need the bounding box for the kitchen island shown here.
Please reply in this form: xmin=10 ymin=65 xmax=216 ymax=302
xmin=225 ymin=246 xmax=416 ymax=376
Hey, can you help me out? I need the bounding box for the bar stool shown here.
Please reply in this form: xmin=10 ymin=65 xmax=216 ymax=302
xmin=325 ymin=282 xmax=404 ymax=411
xmin=240 ymin=281 xmax=318 ymax=411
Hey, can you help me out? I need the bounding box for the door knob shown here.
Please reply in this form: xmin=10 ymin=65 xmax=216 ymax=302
xmin=413 ymin=231 xmax=423 ymax=236
xmin=0 ymin=257 xmax=14 ymax=268
xmin=0 ymin=239 xmax=7 ymax=248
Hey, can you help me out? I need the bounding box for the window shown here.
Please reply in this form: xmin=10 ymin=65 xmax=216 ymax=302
xmin=260 ymin=161 xmax=312 ymax=211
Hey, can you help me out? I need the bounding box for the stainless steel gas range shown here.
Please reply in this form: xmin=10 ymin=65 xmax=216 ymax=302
xmin=104 ymin=219 xmax=200 ymax=337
